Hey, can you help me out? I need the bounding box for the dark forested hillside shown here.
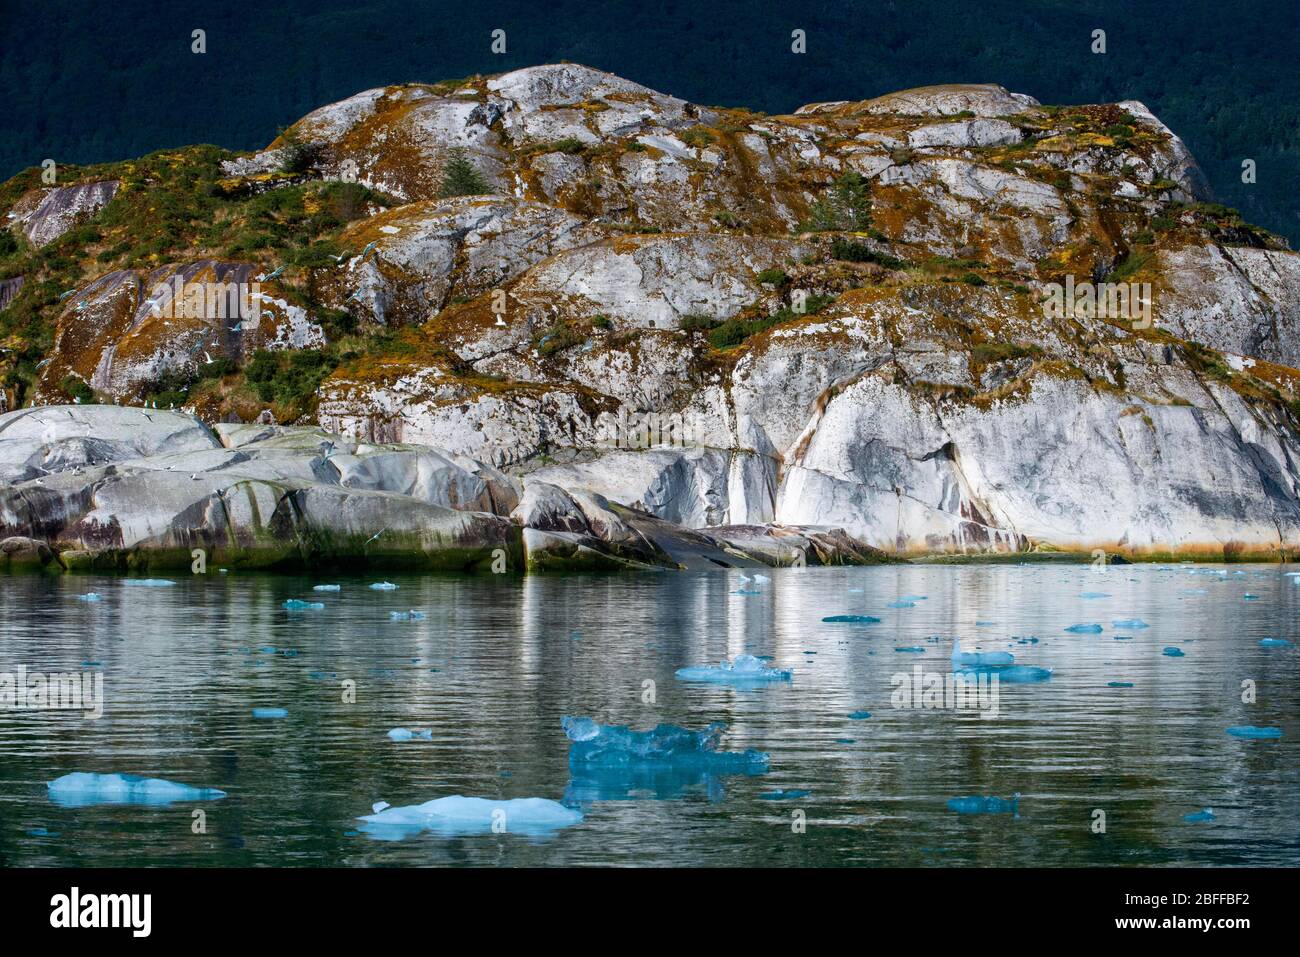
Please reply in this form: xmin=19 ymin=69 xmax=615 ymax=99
xmin=1 ymin=0 xmax=1297 ymax=242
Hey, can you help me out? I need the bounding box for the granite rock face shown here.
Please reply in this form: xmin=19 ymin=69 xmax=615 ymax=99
xmin=6 ymin=65 xmax=1300 ymax=563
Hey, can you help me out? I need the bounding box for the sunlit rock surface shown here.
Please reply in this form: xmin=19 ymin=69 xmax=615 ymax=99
xmin=6 ymin=64 xmax=1300 ymax=561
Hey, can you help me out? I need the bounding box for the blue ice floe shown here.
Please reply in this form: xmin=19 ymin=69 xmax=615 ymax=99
xmin=947 ymin=793 xmax=1020 ymax=815
xmin=562 ymin=716 xmax=769 ymax=773
xmin=76 ymin=593 xmax=102 ymax=602
xmin=1259 ymin=638 xmax=1295 ymax=648
xmin=1184 ymin=808 xmax=1215 ymax=823
xmin=1162 ymin=647 xmax=1185 ymax=657
xmin=1064 ymin=623 xmax=1103 ymax=634
xmin=957 ymin=664 xmax=1052 ymax=683
xmin=1080 ymin=592 xmax=1111 ymax=599
xmin=389 ymin=610 xmax=427 ymax=620
xmin=387 ymin=727 xmax=433 ymax=741
xmin=822 ymin=614 xmax=881 ymax=624
xmin=283 ymin=599 xmax=324 ymax=610
xmin=896 ymin=646 xmax=926 ymax=653
xmin=1225 ymin=725 xmax=1283 ymax=739
xmin=252 ymin=708 xmax=288 ymax=719
xmin=369 ymin=581 xmax=399 ymax=591
xmin=313 ymin=584 xmax=341 ymax=592
xmin=887 ymin=600 xmax=916 ymax=608
xmin=675 ymin=654 xmax=791 ymax=684
xmin=848 ymin=710 xmax=871 ymax=720
xmin=122 ymin=579 xmax=175 ymax=587
xmin=951 ymin=639 xmax=1013 ymax=668
xmin=47 ymin=772 xmax=226 ymax=807
xmin=1107 ymin=681 xmax=1135 ymax=688
xmin=1111 ymin=618 xmax=1150 ymax=629
xmin=358 ymin=796 xmax=582 ymax=839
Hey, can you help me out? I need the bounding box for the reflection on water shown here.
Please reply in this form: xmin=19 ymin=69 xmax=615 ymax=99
xmin=0 ymin=563 xmax=1296 ymax=866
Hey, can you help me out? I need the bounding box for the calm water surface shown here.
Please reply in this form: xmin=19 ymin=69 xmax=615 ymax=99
xmin=0 ymin=563 xmax=1296 ymax=867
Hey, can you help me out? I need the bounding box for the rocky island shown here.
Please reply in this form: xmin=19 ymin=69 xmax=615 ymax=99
xmin=3 ymin=63 xmax=1299 ymax=572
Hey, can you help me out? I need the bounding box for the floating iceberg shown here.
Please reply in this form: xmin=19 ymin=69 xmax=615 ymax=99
xmin=387 ymin=727 xmax=433 ymax=741
xmin=1064 ymin=623 xmax=1103 ymax=634
xmin=389 ymin=610 xmax=427 ymax=620
xmin=822 ymin=614 xmax=881 ymax=624
xmin=358 ymin=795 xmax=582 ymax=839
xmin=313 ymin=584 xmax=341 ymax=592
xmin=48 ymin=772 xmax=226 ymax=807
xmin=1225 ymin=725 xmax=1283 ymax=739
xmin=76 ymin=593 xmax=102 ymax=602
xmin=956 ymin=665 xmax=1052 ymax=683
xmin=369 ymin=582 xmax=399 ymax=591
xmin=848 ymin=710 xmax=871 ymax=719
xmin=1107 ymin=681 xmax=1134 ymax=688
xmin=895 ymin=646 xmax=926 ymax=653
xmin=947 ymin=793 xmax=1020 ymax=815
xmin=562 ymin=716 xmax=769 ymax=773
xmin=675 ymin=654 xmax=791 ymax=684
xmin=1259 ymin=638 xmax=1294 ymax=648
xmin=1111 ymin=618 xmax=1150 ymax=629
xmin=951 ymin=639 xmax=1013 ymax=668
xmin=1162 ymin=647 xmax=1186 ymax=657
xmin=252 ymin=708 xmax=288 ymax=719
xmin=122 ymin=579 xmax=175 ymax=587
xmin=1184 ymin=808 xmax=1215 ymax=822
xmin=283 ymin=599 xmax=324 ymax=610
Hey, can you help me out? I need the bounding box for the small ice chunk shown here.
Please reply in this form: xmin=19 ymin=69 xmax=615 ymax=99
xmin=389 ymin=610 xmax=427 ymax=620
xmin=562 ymin=716 xmax=769 ymax=773
xmin=387 ymin=727 xmax=433 ymax=741
xmin=283 ymin=599 xmax=324 ymax=610
xmin=951 ymin=639 xmax=1013 ymax=667
xmin=848 ymin=710 xmax=871 ymax=719
xmin=899 ymin=595 xmax=927 ymax=601
xmin=252 ymin=707 xmax=288 ymax=719
xmin=675 ymin=654 xmax=791 ymax=684
xmin=1064 ymin=623 xmax=1103 ymax=634
xmin=1225 ymin=725 xmax=1283 ymax=739
xmin=895 ymin=646 xmax=925 ymax=653
xmin=48 ymin=772 xmax=226 ymax=807
xmin=733 ymin=588 xmax=761 ymax=595
xmin=947 ymin=793 xmax=1020 ymax=815
xmin=1259 ymin=638 xmax=1294 ymax=648
xmin=1162 ymin=647 xmax=1185 ymax=657
xmin=76 ymin=593 xmax=102 ymax=602
xmin=560 ymin=716 xmax=601 ymax=742
xmin=122 ymin=579 xmax=175 ymax=587
xmin=1184 ymin=808 xmax=1215 ymax=822
xmin=372 ymin=801 xmax=390 ymax=813
xmin=313 ymin=584 xmax=341 ymax=592
xmin=358 ymin=795 xmax=582 ymax=837
xmin=1107 ymin=681 xmax=1134 ymax=688
xmin=369 ymin=582 xmax=399 ymax=590
xmin=822 ymin=614 xmax=881 ymax=623
xmin=1080 ymin=592 xmax=1110 ymax=599
xmin=887 ymin=600 xmax=916 ymax=608
xmin=957 ymin=665 xmax=1052 ymax=683
xmin=1111 ymin=618 xmax=1149 ymax=629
